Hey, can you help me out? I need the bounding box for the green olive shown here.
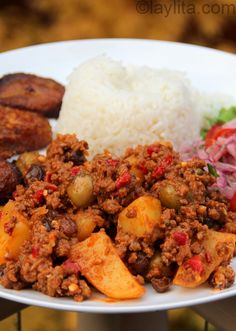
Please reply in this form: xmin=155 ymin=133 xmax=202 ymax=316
xmin=149 ymin=252 xmax=173 ymax=277
xmin=149 ymin=252 xmax=162 ymax=270
xmin=67 ymin=174 xmax=94 ymax=208
xmin=195 ymin=168 xmax=204 ymax=176
xmin=159 ymin=184 xmax=180 ymax=210
xmin=16 ymin=151 xmax=40 ymax=175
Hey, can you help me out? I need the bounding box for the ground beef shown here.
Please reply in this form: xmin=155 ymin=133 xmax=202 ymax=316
xmin=0 ymin=134 xmax=235 ymax=301
xmin=0 ymin=261 xmax=25 ymax=290
xmin=46 ymin=134 xmax=88 ymax=163
xmin=209 ymin=265 xmax=235 ymax=289
xmin=223 ymin=212 xmax=236 ymax=234
xmin=54 ymin=239 xmax=71 ymax=257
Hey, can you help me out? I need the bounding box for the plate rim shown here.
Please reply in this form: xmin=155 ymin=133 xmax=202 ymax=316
xmin=1 ymin=38 xmax=236 ymax=60
xmin=0 ymin=284 xmax=236 ymax=313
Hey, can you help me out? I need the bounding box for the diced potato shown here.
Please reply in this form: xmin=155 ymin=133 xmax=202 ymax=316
xmin=73 ymin=211 xmax=97 ymax=242
xmin=173 ymin=230 xmax=235 ymax=288
xmin=0 ymin=201 xmax=30 ymax=264
xmin=70 ymin=230 xmax=145 ymax=299
xmin=117 ymin=196 xmax=162 ymax=241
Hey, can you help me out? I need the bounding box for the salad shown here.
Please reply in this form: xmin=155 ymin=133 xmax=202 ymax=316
xmin=181 ymin=106 xmax=236 ymax=211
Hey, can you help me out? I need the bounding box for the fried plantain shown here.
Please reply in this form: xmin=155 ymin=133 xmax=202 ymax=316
xmin=0 ymin=73 xmax=65 ymax=118
xmin=0 ymin=160 xmax=22 ymax=203
xmin=0 ymin=106 xmax=52 ymax=159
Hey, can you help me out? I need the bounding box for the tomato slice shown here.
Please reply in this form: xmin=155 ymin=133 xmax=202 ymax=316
xmin=205 ymin=124 xmax=222 ymax=148
xmin=230 ymin=192 xmax=236 ymax=212
xmin=205 ymin=124 xmax=236 ymax=148
xmin=215 ymin=128 xmax=236 ymax=140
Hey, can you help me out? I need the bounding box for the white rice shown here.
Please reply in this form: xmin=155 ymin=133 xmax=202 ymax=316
xmin=56 ymin=56 xmax=233 ymax=156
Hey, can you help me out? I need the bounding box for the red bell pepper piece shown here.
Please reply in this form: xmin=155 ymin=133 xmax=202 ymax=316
xmin=172 ymin=231 xmax=188 ymax=245
xmin=147 ymin=144 xmax=159 ymax=156
xmin=152 ymin=154 xmax=173 ymax=178
xmin=34 ymin=190 xmax=44 ymax=203
xmin=187 ymin=256 xmax=204 ymax=274
xmin=70 ymin=166 xmax=81 ymax=176
xmin=32 ymin=246 xmax=40 ymax=258
xmin=107 ymin=159 xmax=119 ymax=167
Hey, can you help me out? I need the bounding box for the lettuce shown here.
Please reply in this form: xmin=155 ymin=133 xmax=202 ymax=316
xmin=201 ymin=106 xmax=236 ymax=139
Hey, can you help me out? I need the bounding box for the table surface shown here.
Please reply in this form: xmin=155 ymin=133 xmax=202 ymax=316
xmin=1 ymin=296 xmax=236 ymax=331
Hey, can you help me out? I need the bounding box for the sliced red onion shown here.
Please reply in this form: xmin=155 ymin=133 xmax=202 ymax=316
xmin=222 ymin=118 xmax=236 ymax=129
xmin=180 ymin=130 xmax=236 ymax=200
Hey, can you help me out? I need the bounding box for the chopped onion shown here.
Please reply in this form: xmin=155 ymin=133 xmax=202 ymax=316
xmin=180 ymin=129 xmax=236 ymax=200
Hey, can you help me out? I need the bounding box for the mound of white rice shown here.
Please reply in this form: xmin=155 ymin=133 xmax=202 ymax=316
xmin=57 ymin=56 xmax=202 ymax=156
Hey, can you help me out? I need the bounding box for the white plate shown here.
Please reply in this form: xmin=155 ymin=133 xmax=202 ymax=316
xmin=0 ymin=39 xmax=236 ymax=313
